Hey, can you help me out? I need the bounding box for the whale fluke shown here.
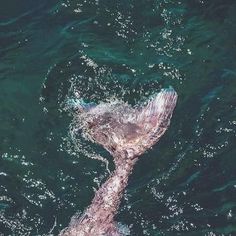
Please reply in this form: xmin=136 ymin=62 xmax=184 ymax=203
xmin=60 ymin=88 xmax=177 ymax=236
xmin=77 ymin=87 xmax=177 ymax=162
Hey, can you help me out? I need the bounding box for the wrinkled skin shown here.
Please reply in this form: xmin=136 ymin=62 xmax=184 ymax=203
xmin=60 ymin=88 xmax=177 ymax=236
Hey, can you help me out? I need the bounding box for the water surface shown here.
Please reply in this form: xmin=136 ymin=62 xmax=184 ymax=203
xmin=0 ymin=0 xmax=236 ymax=235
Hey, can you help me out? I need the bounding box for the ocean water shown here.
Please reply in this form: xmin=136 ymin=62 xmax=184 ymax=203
xmin=0 ymin=0 xmax=236 ymax=235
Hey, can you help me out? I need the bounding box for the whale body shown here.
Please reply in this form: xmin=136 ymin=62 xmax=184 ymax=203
xmin=60 ymin=87 xmax=178 ymax=236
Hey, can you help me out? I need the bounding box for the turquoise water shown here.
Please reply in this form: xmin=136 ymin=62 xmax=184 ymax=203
xmin=0 ymin=0 xmax=236 ymax=235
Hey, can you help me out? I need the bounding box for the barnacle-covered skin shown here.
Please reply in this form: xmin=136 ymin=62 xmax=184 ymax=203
xmin=60 ymin=88 xmax=177 ymax=236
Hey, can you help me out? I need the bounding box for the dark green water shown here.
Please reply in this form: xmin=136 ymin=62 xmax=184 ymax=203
xmin=0 ymin=0 xmax=236 ymax=235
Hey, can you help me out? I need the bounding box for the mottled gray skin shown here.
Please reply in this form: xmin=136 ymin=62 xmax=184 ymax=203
xmin=60 ymin=88 xmax=177 ymax=236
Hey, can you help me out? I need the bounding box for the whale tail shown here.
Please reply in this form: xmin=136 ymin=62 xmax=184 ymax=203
xmin=76 ymin=87 xmax=177 ymax=161
xmin=61 ymin=88 xmax=177 ymax=236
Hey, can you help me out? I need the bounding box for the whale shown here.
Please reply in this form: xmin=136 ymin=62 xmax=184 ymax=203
xmin=60 ymin=87 xmax=178 ymax=236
